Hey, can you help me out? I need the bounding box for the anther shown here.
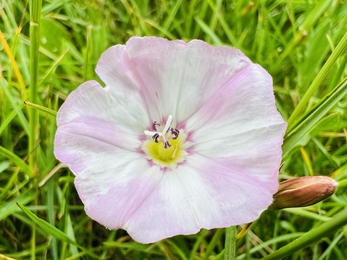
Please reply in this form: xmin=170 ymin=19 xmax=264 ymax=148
xmin=171 ymin=128 xmax=179 ymax=139
xmin=153 ymin=121 xmax=160 ymax=131
xmin=152 ymin=133 xmax=159 ymax=143
xmin=164 ymin=141 xmax=171 ymax=149
xmin=144 ymin=115 xmax=180 ymax=149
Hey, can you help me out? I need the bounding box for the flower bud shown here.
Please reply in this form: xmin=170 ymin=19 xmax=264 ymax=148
xmin=270 ymin=176 xmax=338 ymax=210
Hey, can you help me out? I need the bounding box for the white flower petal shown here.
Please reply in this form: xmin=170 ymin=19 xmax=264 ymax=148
xmin=75 ymin=162 xmax=161 ymax=227
xmin=57 ymin=80 xmax=149 ymax=135
xmin=121 ymin=37 xmax=250 ymax=122
xmin=123 ymin=154 xmax=274 ymax=243
xmin=185 ymin=64 xmax=287 ymax=184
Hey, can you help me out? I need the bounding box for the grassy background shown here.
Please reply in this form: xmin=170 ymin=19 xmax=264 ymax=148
xmin=1 ymin=0 xmax=347 ymax=259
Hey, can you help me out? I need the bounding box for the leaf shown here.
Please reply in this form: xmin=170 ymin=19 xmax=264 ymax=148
xmin=0 ymin=146 xmax=31 ymax=176
xmin=286 ymin=28 xmax=347 ymax=131
xmin=17 ymin=203 xmax=100 ymax=258
xmin=24 ymin=101 xmax=57 ymax=116
xmin=17 ymin=202 xmax=77 ymax=245
xmin=262 ymin=207 xmax=347 ymax=260
xmin=283 ymin=77 xmax=347 ymax=157
xmin=0 ymin=192 xmax=37 ymax=221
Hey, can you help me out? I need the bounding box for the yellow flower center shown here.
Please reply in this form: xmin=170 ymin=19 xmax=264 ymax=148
xmin=142 ymin=115 xmax=186 ymax=169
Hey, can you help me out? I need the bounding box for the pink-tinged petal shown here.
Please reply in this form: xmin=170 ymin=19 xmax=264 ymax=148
xmin=55 ymin=123 xmax=150 ymax=205
xmin=95 ymin=45 xmax=155 ymax=119
xmin=55 ymin=117 xmax=141 ymax=172
xmin=79 ymin=165 xmax=163 ymax=231
xmin=57 ymin=80 xmax=149 ymax=134
xmin=185 ymin=64 xmax=286 ymax=188
xmin=54 ymin=121 xmax=144 ymax=172
xmin=95 ymin=44 xmax=140 ymax=94
xmin=122 ymin=154 xmax=273 ymax=243
xmin=97 ymin=36 xmax=250 ymax=122
xmin=54 ymin=80 xmax=147 ymax=176
xmin=186 ymin=63 xmax=285 ymax=134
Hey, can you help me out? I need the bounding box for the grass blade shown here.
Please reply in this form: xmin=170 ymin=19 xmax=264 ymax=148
xmin=283 ymin=77 xmax=347 ymax=157
xmin=286 ymin=30 xmax=347 ymax=132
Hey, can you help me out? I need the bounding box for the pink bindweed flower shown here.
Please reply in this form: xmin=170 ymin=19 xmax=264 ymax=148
xmin=54 ymin=36 xmax=287 ymax=243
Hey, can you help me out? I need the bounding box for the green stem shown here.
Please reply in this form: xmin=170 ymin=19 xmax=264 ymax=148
xmin=24 ymin=101 xmax=57 ymax=116
xmin=262 ymin=207 xmax=347 ymax=259
xmin=225 ymin=226 xmax=237 ymax=260
xmin=29 ymin=0 xmax=42 ymax=177
xmin=29 ymin=1 xmax=42 ymax=259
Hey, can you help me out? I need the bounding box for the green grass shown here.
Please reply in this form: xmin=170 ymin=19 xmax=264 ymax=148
xmin=1 ymin=0 xmax=347 ymax=259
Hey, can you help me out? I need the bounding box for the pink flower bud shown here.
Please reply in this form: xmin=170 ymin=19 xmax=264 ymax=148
xmin=271 ymin=176 xmax=338 ymax=210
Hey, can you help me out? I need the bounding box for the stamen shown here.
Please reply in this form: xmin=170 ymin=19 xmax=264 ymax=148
xmin=153 ymin=121 xmax=160 ymax=131
xmin=152 ymin=133 xmax=159 ymax=143
xmin=171 ymin=128 xmax=179 ymax=139
xmin=144 ymin=115 xmax=179 ymax=149
xmin=164 ymin=141 xmax=171 ymax=149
